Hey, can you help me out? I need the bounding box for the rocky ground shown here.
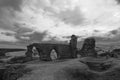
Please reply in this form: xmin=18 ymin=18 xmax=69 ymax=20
xmin=16 ymin=58 xmax=120 ymax=80
xmin=18 ymin=59 xmax=85 ymax=80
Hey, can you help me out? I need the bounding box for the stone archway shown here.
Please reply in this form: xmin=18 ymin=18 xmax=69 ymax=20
xmin=50 ymin=49 xmax=58 ymax=61
xmin=32 ymin=46 xmax=39 ymax=58
xmin=77 ymin=54 xmax=81 ymax=58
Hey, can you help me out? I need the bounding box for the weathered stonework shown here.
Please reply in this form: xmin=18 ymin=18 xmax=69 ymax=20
xmin=25 ymin=35 xmax=78 ymax=60
xmin=80 ymin=37 xmax=97 ymax=57
xmin=69 ymin=35 xmax=78 ymax=58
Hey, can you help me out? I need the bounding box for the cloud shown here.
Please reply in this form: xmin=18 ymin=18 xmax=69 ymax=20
xmin=0 ymin=0 xmax=24 ymax=32
xmin=13 ymin=23 xmax=33 ymax=35
xmin=19 ymin=36 xmax=30 ymax=40
xmin=0 ymin=29 xmax=18 ymax=42
xmin=16 ymin=0 xmax=120 ymax=40
xmin=56 ymin=6 xmax=85 ymax=25
xmin=14 ymin=31 xmax=47 ymax=43
xmin=28 ymin=32 xmax=47 ymax=42
xmin=116 ymin=0 xmax=120 ymax=4
xmin=1 ymin=0 xmax=120 ymax=43
xmin=0 ymin=0 xmax=23 ymax=11
xmin=109 ymin=30 xmax=119 ymax=35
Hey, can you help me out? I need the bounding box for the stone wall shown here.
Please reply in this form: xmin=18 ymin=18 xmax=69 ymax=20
xmin=79 ymin=37 xmax=97 ymax=57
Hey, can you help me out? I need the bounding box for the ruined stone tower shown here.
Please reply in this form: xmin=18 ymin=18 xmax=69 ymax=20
xmin=25 ymin=45 xmax=33 ymax=59
xmin=80 ymin=37 xmax=97 ymax=57
xmin=69 ymin=35 xmax=78 ymax=58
